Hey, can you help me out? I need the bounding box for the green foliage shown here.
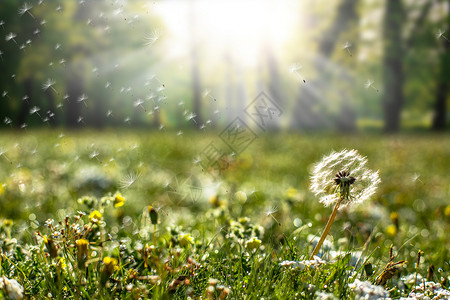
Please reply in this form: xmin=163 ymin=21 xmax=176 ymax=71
xmin=0 ymin=131 xmax=449 ymax=298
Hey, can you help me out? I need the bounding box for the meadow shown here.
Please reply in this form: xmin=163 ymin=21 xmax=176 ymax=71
xmin=0 ymin=130 xmax=449 ymax=299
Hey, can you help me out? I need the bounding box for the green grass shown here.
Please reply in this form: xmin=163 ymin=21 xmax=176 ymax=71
xmin=0 ymin=130 xmax=449 ymax=299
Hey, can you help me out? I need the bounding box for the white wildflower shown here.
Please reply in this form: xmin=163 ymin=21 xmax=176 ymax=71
xmin=279 ymin=256 xmax=325 ymax=271
xmin=315 ymin=291 xmax=338 ymax=300
xmin=350 ymin=279 xmax=389 ymax=300
xmin=1 ymin=276 xmax=24 ymax=300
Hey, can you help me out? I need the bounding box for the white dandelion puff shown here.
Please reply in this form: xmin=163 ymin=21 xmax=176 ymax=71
xmin=310 ymin=149 xmax=380 ymax=208
xmin=309 ymin=149 xmax=380 ymax=259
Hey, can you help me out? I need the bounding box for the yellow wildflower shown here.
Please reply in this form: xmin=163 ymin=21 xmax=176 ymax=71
xmin=3 ymin=219 xmax=13 ymax=227
xmin=386 ymin=225 xmax=397 ymax=238
xmin=285 ymin=187 xmax=298 ymax=199
xmin=245 ymin=237 xmax=261 ymax=251
xmin=89 ymin=210 xmax=102 ymax=223
xmin=101 ymin=256 xmax=118 ymax=284
xmin=113 ymin=192 xmax=125 ymax=208
xmin=444 ymin=205 xmax=450 ymax=218
xmin=76 ymin=239 xmax=89 ymax=268
xmin=179 ymin=233 xmax=194 ymax=248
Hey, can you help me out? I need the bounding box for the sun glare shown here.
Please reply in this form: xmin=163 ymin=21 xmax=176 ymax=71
xmin=155 ymin=0 xmax=299 ymax=67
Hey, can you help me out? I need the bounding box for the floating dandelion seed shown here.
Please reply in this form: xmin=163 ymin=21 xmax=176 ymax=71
xmin=203 ymin=89 xmax=217 ymax=101
xmin=40 ymin=19 xmax=46 ymax=25
xmin=343 ymin=41 xmax=352 ymax=56
xmin=33 ymin=28 xmax=40 ymax=36
xmin=4 ymin=117 xmax=12 ymax=127
xmin=18 ymin=3 xmax=35 ymax=19
xmin=5 ymin=32 xmax=17 ymax=44
xmin=365 ymin=79 xmax=379 ymax=92
xmin=134 ymin=98 xmax=146 ymax=111
xmin=289 ymin=63 xmax=306 ymax=83
xmin=0 ymin=50 xmax=3 ymax=61
xmin=309 ymin=149 xmax=380 ymax=259
xmin=0 ymin=147 xmax=11 ymax=163
xmin=106 ymin=110 xmax=113 ymax=117
xmin=144 ymin=30 xmax=160 ymax=46
xmin=56 ymin=5 xmax=62 ymax=12
xmin=55 ymin=43 xmax=61 ymax=50
xmin=411 ymin=173 xmax=423 ymax=184
xmin=124 ymin=117 xmax=131 ymax=124
xmin=119 ymin=170 xmax=140 ymax=189
xmin=177 ymin=130 xmax=183 ymax=136
xmin=22 ymin=95 xmax=29 ymax=102
xmin=436 ymin=29 xmax=449 ymax=41
xmin=59 ymin=59 xmax=66 ymax=66
xmin=89 ymin=150 xmax=100 ymax=161
xmin=77 ymin=94 xmax=88 ymax=107
xmin=0 ymin=20 xmax=5 ymax=30
xmin=29 ymin=106 xmax=42 ymax=118
xmin=77 ymin=116 xmax=84 ymax=124
xmin=105 ymin=81 xmax=111 ymax=88
xmin=186 ymin=112 xmax=197 ymax=124
xmin=42 ymin=78 xmax=58 ymax=94
xmin=265 ymin=206 xmax=281 ymax=226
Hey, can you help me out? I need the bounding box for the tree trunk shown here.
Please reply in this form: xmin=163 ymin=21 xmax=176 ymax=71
xmin=382 ymin=0 xmax=404 ymax=132
xmin=432 ymin=0 xmax=450 ymax=130
xmin=291 ymin=0 xmax=358 ymax=129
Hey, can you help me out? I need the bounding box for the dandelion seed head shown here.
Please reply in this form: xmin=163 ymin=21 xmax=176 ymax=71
xmin=310 ymin=149 xmax=380 ymax=208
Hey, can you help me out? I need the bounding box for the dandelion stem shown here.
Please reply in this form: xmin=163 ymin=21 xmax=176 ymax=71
xmin=310 ymin=198 xmax=342 ymax=259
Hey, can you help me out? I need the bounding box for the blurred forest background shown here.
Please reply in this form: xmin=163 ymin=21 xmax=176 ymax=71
xmin=0 ymin=0 xmax=449 ymax=133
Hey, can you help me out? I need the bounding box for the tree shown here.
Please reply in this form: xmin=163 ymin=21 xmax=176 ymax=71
xmin=290 ymin=0 xmax=359 ymax=130
xmin=382 ymin=0 xmax=405 ymax=132
xmin=432 ymin=0 xmax=450 ymax=130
